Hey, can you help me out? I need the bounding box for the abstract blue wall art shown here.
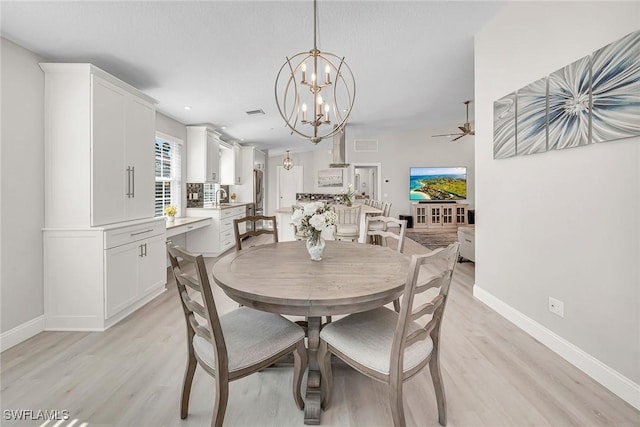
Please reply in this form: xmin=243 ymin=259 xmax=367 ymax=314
xmin=493 ymin=92 xmax=517 ymax=159
xmin=591 ymin=30 xmax=640 ymax=143
xmin=548 ymin=55 xmax=592 ymax=150
xmin=516 ymin=77 xmax=547 ymax=156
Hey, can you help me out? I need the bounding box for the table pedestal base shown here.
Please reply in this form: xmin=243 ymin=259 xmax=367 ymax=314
xmin=304 ymin=316 xmax=322 ymax=425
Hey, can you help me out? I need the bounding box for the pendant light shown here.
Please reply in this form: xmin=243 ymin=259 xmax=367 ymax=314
xmin=283 ymin=150 xmax=294 ymax=170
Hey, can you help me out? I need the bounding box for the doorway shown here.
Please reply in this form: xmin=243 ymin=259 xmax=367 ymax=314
xmin=277 ymin=165 xmax=303 ymax=209
xmin=352 ymin=163 xmax=380 ymax=202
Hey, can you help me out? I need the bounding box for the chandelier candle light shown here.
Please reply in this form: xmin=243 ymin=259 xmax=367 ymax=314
xmin=275 ymin=0 xmax=356 ymax=144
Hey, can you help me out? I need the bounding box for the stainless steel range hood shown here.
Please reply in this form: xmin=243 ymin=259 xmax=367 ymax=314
xmin=329 ymin=126 xmax=349 ymax=168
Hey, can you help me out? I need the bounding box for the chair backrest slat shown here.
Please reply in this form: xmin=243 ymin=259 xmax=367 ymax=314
xmin=234 ymin=215 xmax=278 ymax=250
xmin=181 ymin=291 xmax=208 ymax=319
xmin=414 ymin=271 xmax=451 ymax=294
xmin=409 ymin=294 xmax=444 ymax=321
xmin=176 ymin=272 xmax=202 ymax=292
xmin=404 ymin=327 xmax=430 ymax=348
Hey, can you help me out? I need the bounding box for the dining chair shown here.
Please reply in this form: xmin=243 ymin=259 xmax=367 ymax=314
xmin=318 ymin=242 xmax=460 ymax=427
xmin=334 ymin=205 xmax=361 ymax=242
xmin=366 ymin=202 xmax=392 ymax=245
xmin=233 ymin=215 xmax=278 ymax=250
xmin=365 ymin=215 xmax=406 ymax=252
xmin=166 ymin=242 xmax=307 ymax=427
xmin=366 ymin=215 xmax=407 ymax=311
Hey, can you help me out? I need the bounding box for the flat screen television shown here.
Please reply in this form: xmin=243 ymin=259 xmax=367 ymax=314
xmin=409 ymin=167 xmax=467 ymax=201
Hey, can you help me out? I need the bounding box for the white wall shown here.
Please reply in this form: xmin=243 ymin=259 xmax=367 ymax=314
xmin=475 ymin=0 xmax=639 ymax=402
xmin=1 ymin=38 xmax=45 ymax=334
xmin=266 ymin=127 xmax=475 ymax=217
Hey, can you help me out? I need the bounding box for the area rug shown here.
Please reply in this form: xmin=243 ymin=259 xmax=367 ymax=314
xmin=405 ymin=229 xmax=458 ymax=250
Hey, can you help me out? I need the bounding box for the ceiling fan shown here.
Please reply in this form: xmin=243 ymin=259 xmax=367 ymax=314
xmin=432 ymin=100 xmax=475 ymax=141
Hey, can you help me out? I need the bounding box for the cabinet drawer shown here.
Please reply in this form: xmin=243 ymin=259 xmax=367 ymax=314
xmin=221 ymin=206 xmax=245 ymax=219
xmin=220 ymin=227 xmax=234 ymax=243
xmin=105 ymin=221 xmax=165 ymax=249
xmin=220 ymin=217 xmax=235 ymax=232
xmin=220 ymin=234 xmax=235 ymax=252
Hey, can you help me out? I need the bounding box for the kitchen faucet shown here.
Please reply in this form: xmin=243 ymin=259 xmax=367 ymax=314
xmin=215 ymin=188 xmax=228 ymax=205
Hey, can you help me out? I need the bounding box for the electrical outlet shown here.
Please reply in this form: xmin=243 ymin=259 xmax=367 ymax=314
xmin=548 ymin=297 xmax=564 ymax=318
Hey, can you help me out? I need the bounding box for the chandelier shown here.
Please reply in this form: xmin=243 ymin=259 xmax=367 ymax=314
xmin=275 ymin=0 xmax=356 ymax=144
xmin=283 ymin=150 xmax=294 ymax=170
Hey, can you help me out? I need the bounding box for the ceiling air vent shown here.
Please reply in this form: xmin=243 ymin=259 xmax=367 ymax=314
xmin=245 ymin=109 xmax=265 ymax=116
xmin=354 ymin=139 xmax=378 ymax=152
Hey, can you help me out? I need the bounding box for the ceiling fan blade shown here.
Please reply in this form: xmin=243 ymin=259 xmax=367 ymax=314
xmin=470 ymin=130 xmax=476 ymax=135
xmin=451 ymin=134 xmax=465 ymax=142
xmin=458 ymin=126 xmax=466 ymax=133
xmin=432 ymin=133 xmax=463 ymax=138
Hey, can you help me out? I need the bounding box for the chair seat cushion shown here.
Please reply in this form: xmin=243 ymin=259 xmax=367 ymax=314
xmin=320 ymin=306 xmax=433 ymax=375
xmin=335 ymin=224 xmax=359 ymax=235
xmin=193 ymin=307 xmax=305 ymax=373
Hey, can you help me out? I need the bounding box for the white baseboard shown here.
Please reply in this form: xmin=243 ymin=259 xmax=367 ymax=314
xmin=473 ymin=284 xmax=640 ymax=411
xmin=0 ymin=315 xmax=45 ymax=352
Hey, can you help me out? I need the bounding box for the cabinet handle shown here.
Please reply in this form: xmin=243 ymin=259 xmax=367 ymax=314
xmin=139 ymin=244 xmax=144 ymax=258
xmin=143 ymin=243 xmax=147 ymax=257
xmin=131 ymin=166 xmax=135 ymax=198
xmin=126 ymin=167 xmax=132 ymax=198
xmin=131 ymin=229 xmax=154 ymax=236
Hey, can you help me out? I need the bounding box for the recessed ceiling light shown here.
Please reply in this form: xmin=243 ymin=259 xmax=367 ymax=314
xmin=184 ymin=105 xmax=192 ymax=110
xmin=221 ymin=126 xmax=227 ymax=130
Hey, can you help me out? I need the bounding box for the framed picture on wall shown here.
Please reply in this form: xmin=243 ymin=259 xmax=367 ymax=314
xmin=317 ymin=169 xmax=343 ymax=187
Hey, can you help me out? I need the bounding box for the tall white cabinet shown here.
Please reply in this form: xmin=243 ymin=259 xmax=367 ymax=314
xmin=41 ymin=63 xmax=165 ymax=331
xmin=41 ymin=63 xmax=156 ymax=227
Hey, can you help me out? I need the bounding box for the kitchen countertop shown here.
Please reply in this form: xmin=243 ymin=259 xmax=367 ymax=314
xmin=165 ymin=216 xmax=212 ymax=238
xmin=165 ymin=216 xmax=211 ymax=230
xmin=187 ymin=202 xmax=252 ymax=210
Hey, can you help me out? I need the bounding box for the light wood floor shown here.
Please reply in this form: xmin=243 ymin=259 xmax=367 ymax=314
xmin=1 ymin=236 xmax=638 ymax=427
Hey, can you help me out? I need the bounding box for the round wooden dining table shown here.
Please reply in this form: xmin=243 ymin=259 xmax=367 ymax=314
xmin=212 ymin=240 xmax=410 ymax=425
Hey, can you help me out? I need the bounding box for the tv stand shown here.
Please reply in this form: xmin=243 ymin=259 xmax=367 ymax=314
xmin=412 ymin=203 xmax=468 ymax=229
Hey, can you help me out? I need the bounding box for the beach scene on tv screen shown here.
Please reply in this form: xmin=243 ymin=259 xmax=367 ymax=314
xmin=410 ymin=167 xmax=467 ymax=200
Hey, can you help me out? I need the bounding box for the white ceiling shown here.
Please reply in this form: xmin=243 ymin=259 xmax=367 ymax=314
xmin=0 ymin=1 xmax=503 ymax=153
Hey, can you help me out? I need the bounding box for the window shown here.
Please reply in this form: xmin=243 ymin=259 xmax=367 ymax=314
xmin=155 ymin=133 xmax=182 ymax=217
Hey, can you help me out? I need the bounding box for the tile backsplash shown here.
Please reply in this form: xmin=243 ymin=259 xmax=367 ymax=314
xmin=187 ymin=183 xmax=229 ymax=208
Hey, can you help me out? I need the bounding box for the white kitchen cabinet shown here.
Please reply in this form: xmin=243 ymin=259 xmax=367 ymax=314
xmin=233 ymin=143 xmax=242 ymax=184
xmin=44 ymin=218 xmax=166 ymax=331
xmin=41 ymin=63 xmax=157 ymax=228
xmin=219 ymin=143 xmax=235 ymax=185
xmin=187 ymin=126 xmax=221 ymax=183
xmin=221 ymin=142 xmax=244 ymax=185
xmin=186 ymin=206 xmax=246 ymax=256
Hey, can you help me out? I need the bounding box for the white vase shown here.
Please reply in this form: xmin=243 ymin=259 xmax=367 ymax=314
xmin=306 ymin=237 xmax=326 ymax=261
xmin=167 ymin=216 xmax=175 ymax=223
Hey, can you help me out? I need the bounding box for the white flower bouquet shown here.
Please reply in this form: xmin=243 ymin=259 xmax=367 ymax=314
xmin=291 ymin=202 xmax=336 ymax=244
